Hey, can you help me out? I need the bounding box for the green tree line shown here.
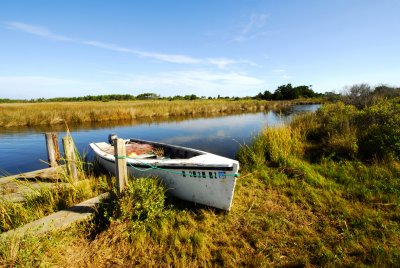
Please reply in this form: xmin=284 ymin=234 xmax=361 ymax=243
xmin=254 ymin=83 xmax=322 ymax=100
xmin=1 ymin=83 xmax=399 ymax=103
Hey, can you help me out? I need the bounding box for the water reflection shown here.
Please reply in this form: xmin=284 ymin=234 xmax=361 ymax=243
xmin=272 ymin=103 xmax=321 ymax=116
xmin=0 ymin=105 xmax=320 ymax=175
xmin=0 ymin=111 xmax=260 ymax=135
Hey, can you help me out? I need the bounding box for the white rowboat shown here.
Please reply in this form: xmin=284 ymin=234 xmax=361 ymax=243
xmin=90 ymin=137 xmax=239 ymax=210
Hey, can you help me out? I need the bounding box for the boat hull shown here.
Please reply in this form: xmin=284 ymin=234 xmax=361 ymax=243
xmin=91 ymin=141 xmax=239 ymax=210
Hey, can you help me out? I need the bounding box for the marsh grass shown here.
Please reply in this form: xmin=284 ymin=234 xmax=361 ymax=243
xmin=0 ymin=225 xmax=85 ymax=267
xmin=1 ymin=103 xmax=399 ymax=266
xmin=235 ymin=120 xmax=400 ymax=266
xmin=2 ymin=152 xmax=399 ymax=267
xmin=0 ymin=99 xmax=297 ymax=127
xmin=238 ymin=123 xmax=304 ymax=171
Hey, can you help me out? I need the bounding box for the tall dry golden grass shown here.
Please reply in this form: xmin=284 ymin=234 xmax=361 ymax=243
xmin=0 ymin=100 xmax=294 ymax=127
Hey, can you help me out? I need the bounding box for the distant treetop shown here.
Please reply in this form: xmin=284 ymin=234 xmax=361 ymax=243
xmin=254 ymin=84 xmax=321 ymax=101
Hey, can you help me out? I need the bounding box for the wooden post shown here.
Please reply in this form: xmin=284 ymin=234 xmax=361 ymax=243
xmin=62 ymin=135 xmax=78 ymax=181
xmin=114 ymin=138 xmax=128 ymax=195
xmin=45 ymin=132 xmax=60 ymax=167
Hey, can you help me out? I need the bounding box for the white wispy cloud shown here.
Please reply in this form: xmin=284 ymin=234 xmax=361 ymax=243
xmin=207 ymin=58 xmax=236 ymax=69
xmin=135 ymin=50 xmax=202 ymax=64
xmin=83 ymin=40 xmax=202 ymax=64
xmin=4 ymin=21 xmax=72 ymax=41
xmin=271 ymin=69 xmax=291 ymax=80
xmin=81 ymin=40 xmax=133 ymax=53
xmin=207 ymin=58 xmax=259 ymax=69
xmin=273 ymin=69 xmax=286 ymax=73
xmin=4 ymin=21 xmax=256 ymax=67
xmin=127 ymin=70 xmax=264 ymax=96
xmin=242 ymin=13 xmax=268 ymax=34
xmin=234 ymin=13 xmax=269 ymax=42
xmin=281 ymin=75 xmax=292 ymax=80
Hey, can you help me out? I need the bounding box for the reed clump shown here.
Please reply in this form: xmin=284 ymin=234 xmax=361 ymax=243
xmin=0 ymin=100 xmax=298 ymax=127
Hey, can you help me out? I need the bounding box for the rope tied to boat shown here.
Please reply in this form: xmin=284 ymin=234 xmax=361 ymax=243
xmin=114 ymin=155 xmax=240 ymax=177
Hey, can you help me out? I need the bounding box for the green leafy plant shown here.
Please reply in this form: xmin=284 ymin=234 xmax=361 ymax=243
xmin=356 ymin=98 xmax=400 ymax=160
xmin=93 ymin=178 xmax=169 ymax=235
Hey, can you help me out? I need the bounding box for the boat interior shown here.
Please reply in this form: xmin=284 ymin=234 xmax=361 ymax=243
xmin=128 ymin=139 xmax=203 ymax=159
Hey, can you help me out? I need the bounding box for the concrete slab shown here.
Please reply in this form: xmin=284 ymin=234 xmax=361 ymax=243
xmin=0 ymin=165 xmax=65 ymax=185
xmin=1 ymin=193 xmax=109 ymax=238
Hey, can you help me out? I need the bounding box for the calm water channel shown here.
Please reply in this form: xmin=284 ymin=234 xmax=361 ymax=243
xmin=0 ymin=104 xmax=320 ymax=175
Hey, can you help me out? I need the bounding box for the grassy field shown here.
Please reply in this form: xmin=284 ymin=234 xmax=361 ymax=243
xmin=0 ymin=99 xmax=399 ymax=267
xmin=0 ymin=99 xmax=317 ymax=127
xmin=1 ymin=158 xmax=398 ymax=266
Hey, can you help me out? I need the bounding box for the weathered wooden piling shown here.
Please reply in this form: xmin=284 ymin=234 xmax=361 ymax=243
xmin=114 ymin=138 xmax=128 ymax=195
xmin=62 ymin=135 xmax=78 ymax=181
xmin=45 ymin=132 xmax=60 ymax=167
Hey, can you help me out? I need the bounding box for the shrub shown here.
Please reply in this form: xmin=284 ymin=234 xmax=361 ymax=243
xmin=305 ymin=102 xmax=359 ymax=160
xmin=342 ymin=83 xmax=374 ymax=109
xmin=356 ymin=98 xmax=400 ymax=160
xmin=290 ymin=98 xmax=400 ymax=161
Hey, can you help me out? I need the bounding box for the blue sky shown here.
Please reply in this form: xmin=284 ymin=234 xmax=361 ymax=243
xmin=0 ymin=0 xmax=399 ymax=99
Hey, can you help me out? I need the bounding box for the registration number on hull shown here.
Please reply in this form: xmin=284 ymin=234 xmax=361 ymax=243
xmin=181 ymin=170 xmax=226 ymax=179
